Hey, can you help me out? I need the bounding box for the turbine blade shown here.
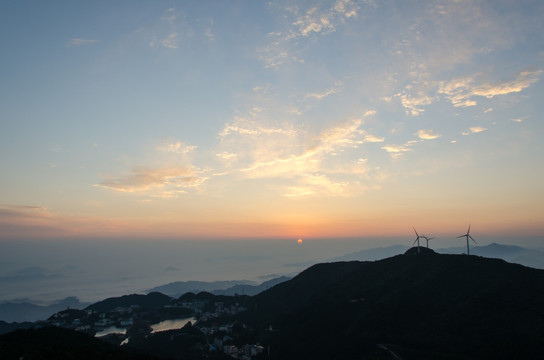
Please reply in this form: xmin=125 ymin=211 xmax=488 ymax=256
xmin=456 ymin=235 xmax=465 ymax=238
xmin=467 ymin=223 xmax=471 ymax=234
xmin=413 ymin=227 xmax=419 ymax=236
xmin=412 ymin=238 xmax=418 ymax=245
xmin=469 ymin=235 xmax=477 ymax=245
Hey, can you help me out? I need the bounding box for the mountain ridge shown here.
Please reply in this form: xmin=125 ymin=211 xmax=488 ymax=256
xmin=240 ymin=249 xmax=544 ymax=359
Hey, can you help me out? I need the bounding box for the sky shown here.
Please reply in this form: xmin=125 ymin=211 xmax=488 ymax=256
xmin=1 ymin=0 xmax=544 ymax=244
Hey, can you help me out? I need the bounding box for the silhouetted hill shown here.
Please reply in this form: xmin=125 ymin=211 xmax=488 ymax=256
xmin=330 ymin=244 xmax=410 ymax=261
xmin=241 ymin=249 xmax=544 ymax=359
xmin=146 ymin=280 xmax=254 ymax=298
xmin=0 ymin=297 xmax=88 ymax=322
xmin=85 ymin=292 xmax=172 ymax=313
xmin=334 ymin=242 xmax=544 ymax=269
xmin=0 ymin=320 xmax=34 ymax=335
xmin=0 ymin=326 xmax=158 ymax=359
xmin=211 ymin=276 xmax=291 ymax=296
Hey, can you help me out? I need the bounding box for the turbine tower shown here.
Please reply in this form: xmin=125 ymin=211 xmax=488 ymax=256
xmin=412 ymin=227 xmax=423 ymax=254
xmin=422 ymin=235 xmax=434 ymax=248
xmin=457 ymin=224 xmax=477 ymax=255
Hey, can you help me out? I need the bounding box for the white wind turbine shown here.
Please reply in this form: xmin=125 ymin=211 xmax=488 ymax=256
xmin=422 ymin=235 xmax=434 ymax=248
xmin=457 ymin=224 xmax=477 ymax=255
xmin=412 ymin=227 xmax=423 ymax=254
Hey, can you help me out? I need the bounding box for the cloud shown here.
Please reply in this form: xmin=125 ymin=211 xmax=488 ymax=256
xmin=66 ymin=38 xmax=98 ymax=47
xmin=511 ymin=118 xmax=523 ymax=123
xmin=258 ymin=0 xmax=360 ymax=68
xmin=150 ymin=32 xmax=179 ymax=49
xmin=0 ymin=204 xmax=65 ymax=239
xmin=218 ymin=119 xmax=365 ymax=185
xmin=148 ymin=8 xmax=182 ymax=49
xmin=416 ymin=129 xmax=441 ymax=140
xmin=204 ymin=27 xmax=214 ymax=41
xmin=157 ymin=141 xmax=197 ymax=154
xmin=364 ymin=134 xmax=385 ymax=143
xmin=216 ymin=152 xmax=237 ymax=160
xmin=398 ymin=92 xmax=436 ymax=116
xmin=439 ymin=70 xmax=542 ymax=107
xmin=204 ymin=19 xmax=215 ymax=41
xmin=304 ymin=82 xmax=342 ymax=100
xmin=381 ymin=144 xmax=413 ymax=158
xmin=461 ymin=126 xmax=488 ymax=135
xmin=97 ymin=166 xmax=207 ymax=196
xmin=283 ymin=174 xmax=350 ymax=198
xmin=219 ymin=118 xmax=297 ymax=137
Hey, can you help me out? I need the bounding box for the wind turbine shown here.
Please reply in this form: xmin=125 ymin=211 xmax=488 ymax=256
xmin=457 ymin=224 xmax=477 ymax=255
xmin=422 ymin=235 xmax=434 ymax=248
xmin=412 ymin=227 xmax=423 ymax=254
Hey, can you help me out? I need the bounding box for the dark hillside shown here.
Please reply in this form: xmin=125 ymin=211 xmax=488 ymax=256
xmin=85 ymin=292 xmax=172 ymax=313
xmin=242 ymin=249 xmax=544 ymax=359
xmin=0 ymin=326 xmax=158 ymax=360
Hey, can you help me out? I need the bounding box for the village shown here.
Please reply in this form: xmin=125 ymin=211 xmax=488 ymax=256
xmin=37 ymin=293 xmax=265 ymax=359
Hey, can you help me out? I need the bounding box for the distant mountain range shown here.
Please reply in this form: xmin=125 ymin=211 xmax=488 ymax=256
xmin=436 ymin=242 xmax=544 ymax=269
xmin=144 ymin=277 xmax=291 ymax=298
xmin=0 ymin=297 xmax=88 ymax=323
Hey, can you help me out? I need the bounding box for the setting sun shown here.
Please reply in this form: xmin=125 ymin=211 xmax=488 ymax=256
xmin=298 ymin=239 xmax=303 ymax=244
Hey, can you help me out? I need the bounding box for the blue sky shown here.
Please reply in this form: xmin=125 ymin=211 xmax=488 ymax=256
xmin=1 ymin=0 xmax=543 ymax=242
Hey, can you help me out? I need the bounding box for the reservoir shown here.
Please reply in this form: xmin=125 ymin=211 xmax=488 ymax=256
xmin=151 ymin=317 xmax=196 ymax=333
xmin=95 ymin=326 xmax=126 ymax=337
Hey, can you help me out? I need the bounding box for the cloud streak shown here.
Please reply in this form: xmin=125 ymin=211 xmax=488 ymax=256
xmin=98 ymin=166 xmax=207 ymax=197
xmin=157 ymin=140 xmax=197 ymax=154
xmin=439 ymin=70 xmax=542 ymax=107
xmin=381 ymin=144 xmax=413 ymax=159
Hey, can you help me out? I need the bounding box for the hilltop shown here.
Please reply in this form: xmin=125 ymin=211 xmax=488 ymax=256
xmin=240 ymin=248 xmax=544 ymax=359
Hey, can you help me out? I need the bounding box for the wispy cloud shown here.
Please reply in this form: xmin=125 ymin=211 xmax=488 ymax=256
xmin=461 ymin=126 xmax=488 ymax=136
xmin=156 ymin=140 xmax=197 ymax=154
xmin=397 ymin=91 xmax=436 ymax=116
xmin=416 ymin=129 xmax=441 ymax=140
xmin=381 ymin=143 xmax=413 ymax=159
xmin=283 ymin=174 xmax=350 ymax=198
xmin=238 ymin=118 xmax=364 ymax=179
xmin=216 ymin=152 xmax=237 ymax=160
xmin=258 ymin=0 xmax=360 ymax=69
xmin=220 ymin=118 xmax=296 ymax=138
xmin=66 ymin=38 xmax=98 ymax=47
xmin=304 ymin=82 xmax=342 ymax=100
xmin=150 ymin=32 xmax=179 ymax=49
xmin=149 ymin=8 xmax=181 ymax=49
xmin=364 ymin=134 xmax=385 ymax=143
xmin=97 ymin=166 xmax=207 ymax=197
xmin=0 ymin=204 xmax=62 ymax=239
xmin=439 ymin=70 xmax=542 ymax=107
xmin=215 ymin=110 xmax=380 ymax=197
